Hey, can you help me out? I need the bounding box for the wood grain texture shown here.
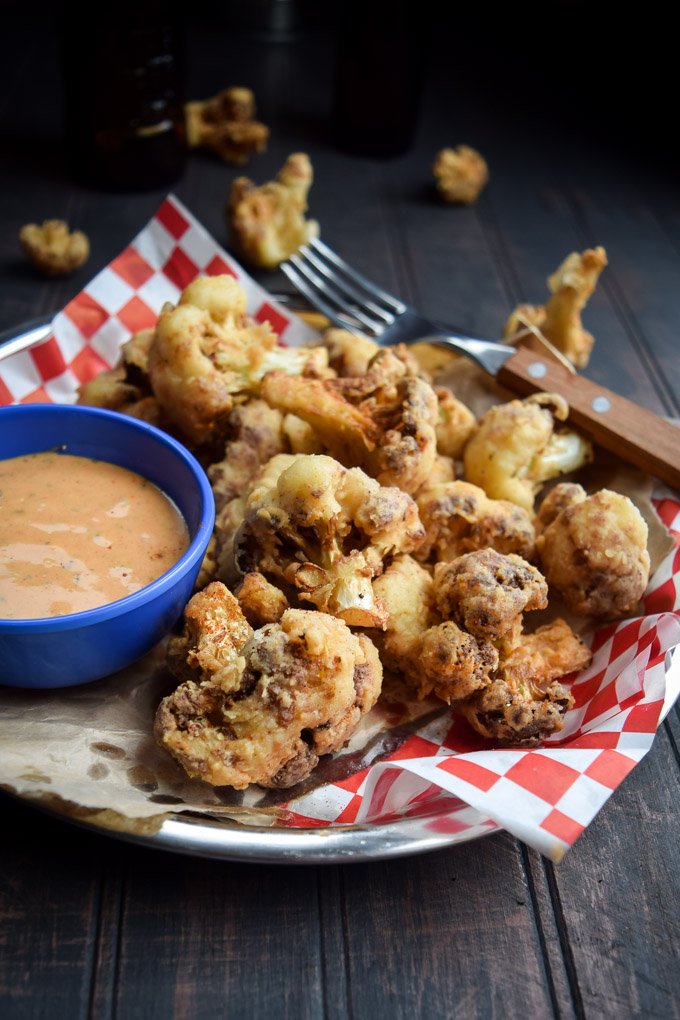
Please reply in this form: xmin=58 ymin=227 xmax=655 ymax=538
xmin=1 ymin=10 xmax=679 ymax=1020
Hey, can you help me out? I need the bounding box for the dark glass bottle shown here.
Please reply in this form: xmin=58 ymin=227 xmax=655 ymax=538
xmin=60 ymin=1 xmax=186 ymax=190
xmin=331 ymin=0 xmax=431 ymax=158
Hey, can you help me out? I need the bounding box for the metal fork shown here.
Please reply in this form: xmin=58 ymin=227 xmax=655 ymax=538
xmin=282 ymin=238 xmax=680 ymax=491
xmin=282 ymin=237 xmax=524 ymax=376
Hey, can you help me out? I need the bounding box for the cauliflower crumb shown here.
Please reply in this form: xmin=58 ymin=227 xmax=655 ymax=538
xmin=536 ymin=488 xmax=650 ymax=618
xmin=20 ymin=219 xmax=89 ymax=276
xmin=432 ymin=146 xmax=489 ymax=205
xmin=227 ymin=153 xmax=319 ymax=268
xmin=185 ymin=86 xmax=269 ymax=164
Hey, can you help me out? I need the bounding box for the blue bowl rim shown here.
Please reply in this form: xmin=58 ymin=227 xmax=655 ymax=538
xmin=0 ymin=403 xmax=215 ymax=633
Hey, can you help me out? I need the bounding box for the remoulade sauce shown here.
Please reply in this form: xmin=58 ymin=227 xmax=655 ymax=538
xmin=0 ymin=451 xmax=189 ymax=619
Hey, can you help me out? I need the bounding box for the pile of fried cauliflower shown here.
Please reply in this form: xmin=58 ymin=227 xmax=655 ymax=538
xmin=77 ymin=274 xmax=652 ymax=791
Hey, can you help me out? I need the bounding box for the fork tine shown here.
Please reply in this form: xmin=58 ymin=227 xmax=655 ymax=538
xmin=298 ymin=245 xmax=395 ymax=327
xmin=309 ymin=237 xmax=407 ymax=314
xmin=287 ymin=254 xmax=387 ymax=335
xmin=280 ymin=262 xmax=366 ymax=336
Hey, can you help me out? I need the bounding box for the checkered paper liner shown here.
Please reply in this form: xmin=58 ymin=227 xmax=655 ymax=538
xmin=2 ymin=195 xmax=679 ymax=861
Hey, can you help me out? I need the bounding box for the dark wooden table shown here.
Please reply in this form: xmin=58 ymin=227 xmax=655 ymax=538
xmin=1 ymin=9 xmax=679 ymax=1019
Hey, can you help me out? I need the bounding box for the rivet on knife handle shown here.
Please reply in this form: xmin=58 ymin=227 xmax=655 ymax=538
xmin=498 ymin=346 xmax=680 ymax=491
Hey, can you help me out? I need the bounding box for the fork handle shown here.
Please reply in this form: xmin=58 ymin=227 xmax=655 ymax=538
xmin=498 ymin=346 xmax=680 ymax=490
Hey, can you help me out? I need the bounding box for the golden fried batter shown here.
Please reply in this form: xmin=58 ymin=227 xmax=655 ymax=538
xmin=416 ymin=480 xmax=536 ymax=563
xmin=434 ymin=386 xmax=476 ymax=459
xmin=432 ymin=146 xmax=489 ymax=205
xmin=536 ymin=488 xmax=650 ymax=618
xmin=20 ymin=219 xmax=89 ymax=275
xmin=147 ymin=274 xmax=327 ymax=445
xmin=261 ymin=348 xmax=439 ymax=494
xmin=536 ymin=482 xmax=587 ymax=533
xmin=208 ymin=399 xmax=287 ymax=511
xmin=434 ymin=549 xmax=548 ymax=641
xmin=185 ymin=86 xmax=269 ymax=164
xmin=234 ymin=453 xmax=424 ymax=627
xmin=372 ymin=556 xmax=498 ymax=704
xmin=166 ymin=581 xmax=253 ymax=691
xmin=463 ymin=393 xmax=593 ymax=512
xmin=460 ymin=619 xmax=590 ymax=746
xmin=227 ymin=153 xmax=319 ymax=268
xmin=156 ymin=589 xmax=382 ymax=789
xmin=234 ymin=571 xmax=289 ymax=627
xmin=504 ymin=248 xmax=608 ymax=368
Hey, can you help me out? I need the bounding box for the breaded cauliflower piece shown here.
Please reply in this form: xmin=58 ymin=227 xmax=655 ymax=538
xmin=416 ymin=480 xmax=536 ymax=563
xmin=536 ymin=489 xmax=650 ymax=618
xmin=503 ymin=248 xmax=608 ymax=368
xmin=147 ymin=274 xmax=328 ymax=444
xmin=426 ymin=455 xmax=456 ymax=487
xmin=434 ymin=549 xmax=548 ymax=641
xmin=20 ymin=219 xmax=89 ymax=275
xmin=460 ymin=619 xmax=590 ymax=746
xmin=234 ymin=454 xmax=424 ymax=627
xmin=261 ymin=348 xmax=439 ymax=494
xmin=166 ymin=581 xmax=253 ymax=691
xmin=463 ymin=392 xmax=593 ymax=512
xmin=372 ymin=556 xmax=498 ymax=704
xmin=156 ymin=588 xmax=383 ymax=789
xmin=227 ymin=153 xmax=319 ymax=269
xmin=536 ymin=482 xmax=587 ymax=532
xmin=207 ymin=399 xmax=287 ymax=511
xmin=77 ymin=328 xmax=156 ymax=415
xmin=234 ymin=571 xmax=289 ymax=627
xmin=434 ymin=387 xmax=476 ymax=459
xmin=185 ymin=86 xmax=269 ymax=164
xmin=433 ymin=146 xmax=489 ymax=205
xmin=324 ymin=328 xmax=380 ymax=377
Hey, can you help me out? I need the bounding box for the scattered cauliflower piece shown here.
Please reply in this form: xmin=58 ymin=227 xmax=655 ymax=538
xmin=433 ymin=146 xmax=489 ymax=205
xmin=416 ymin=480 xmax=536 ymax=563
xmin=233 ymin=454 xmax=424 ymax=627
xmin=234 ymin=571 xmax=289 ymax=627
xmin=433 ymin=549 xmax=548 ymax=641
xmin=536 ymin=488 xmax=650 ymax=618
xmin=147 ymin=274 xmax=328 ymax=444
xmin=261 ymin=348 xmax=439 ymax=494
xmin=503 ymin=247 xmax=608 ymax=368
xmin=227 ymin=152 xmax=319 ymax=268
xmin=372 ymin=556 xmax=498 ymax=704
xmin=20 ymin=219 xmax=89 ymax=276
xmin=185 ymin=86 xmax=269 ymax=164
xmin=463 ymin=392 xmax=593 ymax=512
xmin=460 ymin=619 xmax=591 ymax=746
xmin=156 ymin=584 xmax=382 ymax=789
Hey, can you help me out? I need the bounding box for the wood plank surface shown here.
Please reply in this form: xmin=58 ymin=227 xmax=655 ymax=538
xmin=1 ymin=9 xmax=679 ymax=1020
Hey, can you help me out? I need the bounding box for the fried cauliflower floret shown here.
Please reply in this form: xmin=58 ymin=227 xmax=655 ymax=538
xmin=432 ymin=146 xmax=489 ymax=205
xmin=19 ymin=219 xmax=89 ymax=275
xmin=324 ymin=328 xmax=380 ymax=377
xmin=166 ymin=581 xmax=253 ymax=692
xmin=207 ymin=399 xmax=287 ymax=511
xmin=261 ymin=348 xmax=439 ymax=494
xmin=416 ymin=481 xmax=536 ymax=563
xmin=234 ymin=571 xmax=289 ymax=627
xmin=227 ymin=153 xmax=319 ymax=269
xmin=460 ymin=619 xmax=590 ymax=746
xmin=434 ymin=387 xmax=476 ymax=459
xmin=147 ymin=274 xmax=328 ymax=444
xmin=536 ymin=489 xmax=650 ymax=619
xmin=234 ymin=454 xmax=424 ymax=627
xmin=434 ymin=549 xmax=548 ymax=641
xmin=185 ymin=86 xmax=269 ymax=164
xmin=536 ymin=482 xmax=587 ymax=532
xmin=372 ymin=556 xmax=498 ymax=704
xmin=426 ymin=455 xmax=456 ymax=487
xmin=503 ymin=248 xmax=608 ymax=368
xmin=76 ymin=366 xmax=143 ymax=412
xmin=463 ymin=393 xmax=593 ymax=512
xmin=155 ymin=596 xmax=383 ymax=789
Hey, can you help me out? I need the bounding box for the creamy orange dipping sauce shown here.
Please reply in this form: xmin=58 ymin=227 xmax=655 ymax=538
xmin=0 ymin=452 xmax=189 ymax=619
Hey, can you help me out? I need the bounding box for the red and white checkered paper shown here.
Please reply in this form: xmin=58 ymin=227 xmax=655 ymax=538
xmin=2 ymin=195 xmax=679 ymax=860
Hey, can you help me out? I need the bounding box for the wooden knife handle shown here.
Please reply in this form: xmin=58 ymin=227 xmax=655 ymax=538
xmin=497 ymin=346 xmax=680 ymax=491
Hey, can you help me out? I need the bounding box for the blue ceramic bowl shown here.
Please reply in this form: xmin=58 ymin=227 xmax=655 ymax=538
xmin=0 ymin=404 xmax=215 ymax=688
